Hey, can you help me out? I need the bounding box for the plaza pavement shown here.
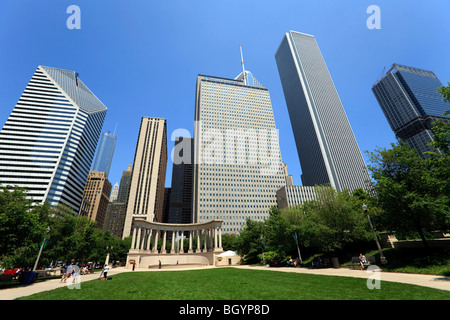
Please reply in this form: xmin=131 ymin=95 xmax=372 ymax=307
xmin=1 ymin=265 xmax=448 ymax=300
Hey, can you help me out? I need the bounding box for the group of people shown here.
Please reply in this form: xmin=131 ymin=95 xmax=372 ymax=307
xmin=286 ymin=257 xmax=301 ymax=267
xmin=59 ymin=263 xmax=111 ymax=282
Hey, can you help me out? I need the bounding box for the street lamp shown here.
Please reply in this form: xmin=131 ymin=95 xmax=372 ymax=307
xmin=33 ymin=226 xmax=50 ymax=271
xmin=293 ymin=229 xmax=302 ymax=265
xmin=363 ymin=204 xmax=387 ymax=265
xmin=260 ymin=235 xmax=265 ymax=265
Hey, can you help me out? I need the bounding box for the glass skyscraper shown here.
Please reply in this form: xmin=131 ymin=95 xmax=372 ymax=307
xmin=372 ymin=64 xmax=449 ymax=156
xmin=92 ymin=132 xmax=116 ymax=177
xmin=193 ymin=68 xmax=286 ymax=233
xmin=0 ymin=66 xmax=107 ymax=212
xmin=275 ymin=31 xmax=371 ymax=192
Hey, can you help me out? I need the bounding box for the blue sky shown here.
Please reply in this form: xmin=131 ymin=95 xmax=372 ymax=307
xmin=1 ymin=1 xmax=449 ymax=188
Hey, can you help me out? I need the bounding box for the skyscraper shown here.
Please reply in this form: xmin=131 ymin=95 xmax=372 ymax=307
xmin=92 ymin=132 xmax=116 ymax=177
xmin=0 ymin=66 xmax=107 ymax=212
xmin=167 ymin=137 xmax=194 ymax=224
xmin=122 ymin=117 xmax=167 ymax=238
xmin=81 ymin=170 xmax=112 ymax=229
xmin=105 ymin=165 xmax=132 ymax=238
xmin=117 ymin=164 xmax=132 ymax=203
xmin=110 ymin=182 xmax=119 ymax=202
xmin=193 ymin=55 xmax=286 ymax=233
xmin=275 ymin=31 xmax=371 ymax=192
xmin=372 ymin=64 xmax=450 ymax=156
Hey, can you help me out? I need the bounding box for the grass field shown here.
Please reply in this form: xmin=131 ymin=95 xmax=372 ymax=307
xmin=18 ymin=268 xmax=450 ymax=300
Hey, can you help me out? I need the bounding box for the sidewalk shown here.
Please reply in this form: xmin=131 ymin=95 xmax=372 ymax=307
xmin=1 ymin=265 xmax=448 ymax=300
xmin=0 ymin=267 xmax=130 ymax=300
xmin=234 ymin=265 xmax=450 ymax=291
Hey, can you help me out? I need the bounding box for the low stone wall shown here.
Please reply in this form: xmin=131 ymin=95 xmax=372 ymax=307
xmin=126 ymin=251 xmax=216 ymax=269
xmin=380 ymin=232 xmax=450 ymax=249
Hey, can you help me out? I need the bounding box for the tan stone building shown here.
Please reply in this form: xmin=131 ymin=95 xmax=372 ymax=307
xmin=122 ymin=117 xmax=167 ymax=238
xmin=81 ymin=170 xmax=112 ymax=229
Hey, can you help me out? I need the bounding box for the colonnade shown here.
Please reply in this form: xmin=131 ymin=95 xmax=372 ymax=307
xmin=129 ymin=219 xmax=223 ymax=254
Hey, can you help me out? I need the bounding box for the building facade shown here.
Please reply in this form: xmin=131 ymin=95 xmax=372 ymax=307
xmin=0 ymin=66 xmax=107 ymax=212
xmin=110 ymin=182 xmax=119 ymax=202
xmin=276 ymin=185 xmax=316 ymax=209
xmin=122 ymin=117 xmax=167 ymax=238
xmin=92 ymin=132 xmax=116 ymax=177
xmin=372 ymin=64 xmax=450 ymax=156
xmin=275 ymin=31 xmax=371 ymax=192
xmin=81 ymin=170 xmax=112 ymax=229
xmin=193 ymin=70 xmax=286 ymax=234
xmin=167 ymin=137 xmax=194 ymax=224
xmin=105 ymin=165 xmax=132 ymax=238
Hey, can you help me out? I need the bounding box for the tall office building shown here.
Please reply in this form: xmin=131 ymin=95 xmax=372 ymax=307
xmin=110 ymin=182 xmax=119 ymax=202
xmin=372 ymin=64 xmax=450 ymax=156
xmin=276 ymin=185 xmax=316 ymax=209
xmin=193 ymin=58 xmax=286 ymax=233
xmin=167 ymin=137 xmax=194 ymax=224
xmin=92 ymin=132 xmax=116 ymax=176
xmin=117 ymin=164 xmax=132 ymax=203
xmin=105 ymin=165 xmax=132 ymax=238
xmin=0 ymin=66 xmax=107 ymax=212
xmin=122 ymin=117 xmax=167 ymax=238
xmin=275 ymin=31 xmax=371 ymax=192
xmin=80 ymin=170 xmax=112 ymax=229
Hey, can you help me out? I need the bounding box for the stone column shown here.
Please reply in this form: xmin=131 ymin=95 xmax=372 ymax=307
xmin=179 ymin=230 xmax=184 ymax=253
xmin=136 ymin=227 xmax=142 ymax=250
xmin=171 ymin=230 xmax=176 ymax=254
xmin=140 ymin=228 xmax=147 ymax=251
xmin=214 ymin=227 xmax=218 ymax=251
xmin=152 ymin=230 xmax=159 ymax=253
xmin=188 ymin=230 xmax=193 ymax=253
xmin=146 ymin=229 xmax=153 ymax=251
xmin=161 ymin=230 xmax=167 ymax=254
xmin=203 ymin=229 xmax=208 ymax=252
xmin=196 ymin=230 xmax=201 ymax=253
xmin=131 ymin=227 xmax=137 ymax=250
xmin=218 ymin=226 xmax=223 ymax=251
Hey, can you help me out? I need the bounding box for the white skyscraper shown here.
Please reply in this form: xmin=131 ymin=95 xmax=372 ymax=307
xmin=193 ymin=55 xmax=286 ymax=233
xmin=275 ymin=31 xmax=371 ymax=192
xmin=0 ymin=66 xmax=107 ymax=212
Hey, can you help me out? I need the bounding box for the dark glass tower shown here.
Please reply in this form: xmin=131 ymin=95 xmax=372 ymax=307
xmin=372 ymin=64 xmax=449 ymax=156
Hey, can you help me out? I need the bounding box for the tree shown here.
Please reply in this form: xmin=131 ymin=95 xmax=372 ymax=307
xmin=236 ymin=219 xmax=265 ymax=264
xmin=295 ymin=186 xmax=372 ymax=253
xmin=0 ymin=186 xmax=50 ymax=267
xmin=367 ymin=141 xmax=449 ymax=247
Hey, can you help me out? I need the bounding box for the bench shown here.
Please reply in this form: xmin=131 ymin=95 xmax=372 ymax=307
xmin=311 ymin=257 xmax=331 ymax=268
xmin=349 ymin=256 xmax=375 ymax=270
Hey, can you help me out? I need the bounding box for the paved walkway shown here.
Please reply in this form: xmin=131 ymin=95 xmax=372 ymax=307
xmin=1 ymin=265 xmax=448 ymax=300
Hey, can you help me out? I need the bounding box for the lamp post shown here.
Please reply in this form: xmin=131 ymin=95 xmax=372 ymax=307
xmin=105 ymin=246 xmax=113 ymax=266
xmin=33 ymin=226 xmax=50 ymax=271
xmin=293 ymin=229 xmax=302 ymax=265
xmin=260 ymin=235 xmax=265 ymax=265
xmin=363 ymin=204 xmax=387 ymax=265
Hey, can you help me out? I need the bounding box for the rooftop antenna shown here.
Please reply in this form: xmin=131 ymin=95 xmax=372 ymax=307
xmin=240 ymin=43 xmax=247 ymax=85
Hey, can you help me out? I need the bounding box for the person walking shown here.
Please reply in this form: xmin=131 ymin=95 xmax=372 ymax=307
xmin=60 ymin=265 xmax=68 ymax=283
xmin=102 ymin=264 xmax=110 ymax=280
xmin=132 ymin=261 xmax=136 ymax=271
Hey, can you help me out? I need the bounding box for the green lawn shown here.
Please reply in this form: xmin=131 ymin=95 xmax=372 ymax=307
xmin=18 ymin=268 xmax=450 ymax=300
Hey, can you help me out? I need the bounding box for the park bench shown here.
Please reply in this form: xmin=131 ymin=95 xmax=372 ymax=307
xmin=349 ymin=256 xmax=375 ymax=270
xmin=311 ymin=257 xmax=331 ymax=268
